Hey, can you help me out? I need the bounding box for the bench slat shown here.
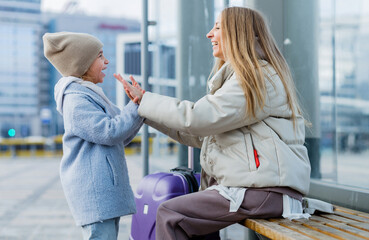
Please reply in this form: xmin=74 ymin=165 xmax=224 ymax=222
xmin=270 ymin=218 xmax=338 ymax=240
xmin=320 ymin=213 xmax=360 ymax=223
xmin=349 ymin=223 xmax=369 ymax=232
xmin=333 ymin=211 xmax=369 ymax=223
xmin=297 ymin=217 xmax=366 ymax=240
xmin=321 ymin=213 xmax=369 ymax=230
xmin=245 ymin=219 xmax=314 ymax=240
xmin=243 ymin=204 xmax=369 ymax=240
xmin=311 ymin=215 xmax=369 ymax=239
xmin=335 ymin=207 xmax=369 ymax=220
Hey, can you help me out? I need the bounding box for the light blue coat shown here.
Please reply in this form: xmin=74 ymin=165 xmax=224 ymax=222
xmin=58 ymin=82 xmax=143 ymax=226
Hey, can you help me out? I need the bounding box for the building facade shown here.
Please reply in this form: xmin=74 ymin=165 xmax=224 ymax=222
xmin=0 ymin=0 xmax=45 ymax=138
xmin=0 ymin=0 xmax=140 ymax=137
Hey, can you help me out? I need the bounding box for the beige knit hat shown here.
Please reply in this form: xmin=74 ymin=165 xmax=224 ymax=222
xmin=43 ymin=32 xmax=103 ymax=77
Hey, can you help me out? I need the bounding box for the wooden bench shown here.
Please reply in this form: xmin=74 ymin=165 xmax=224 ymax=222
xmin=243 ymin=206 xmax=369 ymax=239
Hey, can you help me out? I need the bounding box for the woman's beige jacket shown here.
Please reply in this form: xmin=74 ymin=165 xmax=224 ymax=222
xmin=138 ymin=61 xmax=311 ymax=195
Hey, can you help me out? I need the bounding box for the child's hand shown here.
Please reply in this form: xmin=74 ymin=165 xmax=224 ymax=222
xmin=114 ymin=74 xmax=145 ymax=104
xmin=129 ymin=75 xmax=145 ymax=95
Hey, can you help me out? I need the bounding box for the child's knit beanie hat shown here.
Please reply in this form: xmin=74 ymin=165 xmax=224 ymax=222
xmin=43 ymin=32 xmax=103 ymax=77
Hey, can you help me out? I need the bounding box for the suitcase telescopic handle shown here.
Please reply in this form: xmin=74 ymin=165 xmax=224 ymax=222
xmin=188 ymin=146 xmax=194 ymax=169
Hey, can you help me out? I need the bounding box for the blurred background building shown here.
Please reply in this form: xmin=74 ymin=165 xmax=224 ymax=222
xmin=0 ymin=0 xmax=141 ymax=138
xmin=0 ymin=0 xmax=44 ymax=138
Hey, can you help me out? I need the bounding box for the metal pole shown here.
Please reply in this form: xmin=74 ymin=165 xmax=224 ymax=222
xmin=141 ymin=0 xmax=149 ymax=176
xmin=331 ymin=0 xmax=338 ymax=181
xmin=177 ymin=0 xmax=214 ymax=170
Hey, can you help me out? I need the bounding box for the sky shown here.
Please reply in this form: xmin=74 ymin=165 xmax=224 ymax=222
xmin=41 ymin=0 xmax=142 ymax=20
xmin=41 ymin=0 xmax=180 ymax=42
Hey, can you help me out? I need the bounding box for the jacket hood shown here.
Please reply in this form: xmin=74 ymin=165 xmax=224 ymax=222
xmin=54 ymin=76 xmax=83 ymax=115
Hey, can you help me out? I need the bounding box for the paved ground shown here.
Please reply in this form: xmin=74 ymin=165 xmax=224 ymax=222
xmin=0 ymin=154 xmax=247 ymax=240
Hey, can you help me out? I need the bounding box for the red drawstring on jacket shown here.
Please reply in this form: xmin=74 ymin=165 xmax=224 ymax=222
xmin=254 ymin=149 xmax=260 ymax=168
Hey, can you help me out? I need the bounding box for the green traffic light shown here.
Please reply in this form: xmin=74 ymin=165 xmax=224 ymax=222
xmin=8 ymin=128 xmax=16 ymax=137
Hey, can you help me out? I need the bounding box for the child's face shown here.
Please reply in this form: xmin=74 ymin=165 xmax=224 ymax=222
xmin=86 ymin=50 xmax=109 ymax=84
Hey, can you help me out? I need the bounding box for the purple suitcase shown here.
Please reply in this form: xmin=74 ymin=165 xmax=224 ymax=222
xmin=130 ymin=147 xmax=200 ymax=240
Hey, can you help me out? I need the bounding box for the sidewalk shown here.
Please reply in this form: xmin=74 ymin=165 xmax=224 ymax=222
xmin=0 ymin=154 xmax=246 ymax=239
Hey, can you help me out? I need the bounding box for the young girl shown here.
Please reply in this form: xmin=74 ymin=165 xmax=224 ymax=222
xmin=43 ymin=32 xmax=144 ymax=240
xmin=117 ymin=7 xmax=311 ymax=240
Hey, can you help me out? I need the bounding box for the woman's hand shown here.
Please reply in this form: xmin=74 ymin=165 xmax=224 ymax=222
xmin=114 ymin=74 xmax=145 ymax=104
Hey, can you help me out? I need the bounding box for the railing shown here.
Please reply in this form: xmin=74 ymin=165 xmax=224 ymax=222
xmin=0 ymin=134 xmax=162 ymax=158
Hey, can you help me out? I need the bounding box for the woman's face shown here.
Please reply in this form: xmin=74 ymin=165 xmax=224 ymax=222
xmin=85 ymin=50 xmax=109 ymax=84
xmin=206 ymin=15 xmax=225 ymax=61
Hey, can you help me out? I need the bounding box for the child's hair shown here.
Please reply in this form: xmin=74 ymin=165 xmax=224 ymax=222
xmin=210 ymin=7 xmax=302 ymax=126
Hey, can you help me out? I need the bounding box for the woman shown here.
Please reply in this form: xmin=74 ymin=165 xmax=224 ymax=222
xmin=117 ymin=7 xmax=311 ymax=240
xmin=43 ymin=32 xmax=143 ymax=240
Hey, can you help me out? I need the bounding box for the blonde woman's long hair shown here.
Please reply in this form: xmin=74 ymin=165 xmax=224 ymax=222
xmin=210 ymin=7 xmax=302 ymax=125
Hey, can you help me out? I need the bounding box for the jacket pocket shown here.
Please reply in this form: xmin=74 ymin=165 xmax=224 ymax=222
xmin=106 ymin=154 xmax=118 ymax=186
xmin=244 ymin=133 xmax=258 ymax=171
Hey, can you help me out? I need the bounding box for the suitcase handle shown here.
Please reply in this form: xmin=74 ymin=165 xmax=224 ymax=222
xmin=188 ymin=146 xmax=194 ymax=169
xmin=170 ymin=166 xmax=199 ymax=193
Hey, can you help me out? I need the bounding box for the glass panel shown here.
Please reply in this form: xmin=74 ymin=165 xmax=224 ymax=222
xmin=319 ymin=0 xmax=369 ymax=190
